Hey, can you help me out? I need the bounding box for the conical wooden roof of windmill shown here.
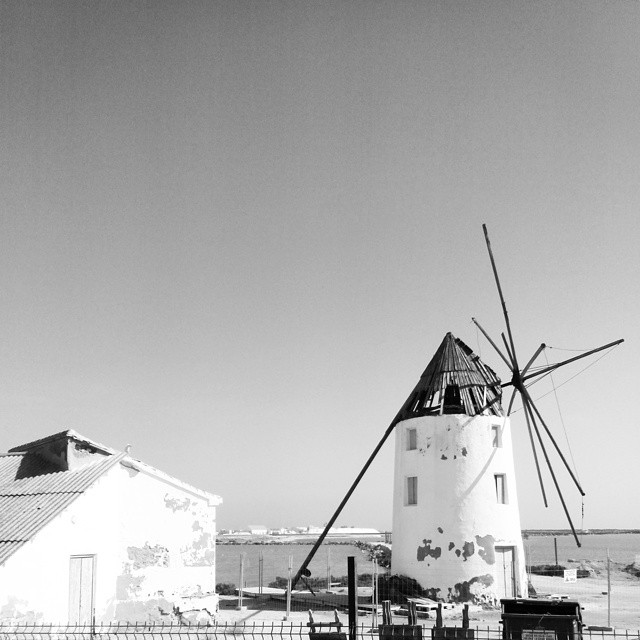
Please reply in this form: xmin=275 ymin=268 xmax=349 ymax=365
xmin=396 ymin=332 xmax=503 ymax=421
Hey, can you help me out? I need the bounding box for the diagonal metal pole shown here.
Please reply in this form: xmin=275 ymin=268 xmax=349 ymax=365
xmin=291 ymin=386 xmax=506 ymax=591
xmin=290 ymin=388 xmax=419 ymax=591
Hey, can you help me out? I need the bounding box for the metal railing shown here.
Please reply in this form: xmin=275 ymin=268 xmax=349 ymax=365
xmin=1 ymin=623 xmax=640 ymax=640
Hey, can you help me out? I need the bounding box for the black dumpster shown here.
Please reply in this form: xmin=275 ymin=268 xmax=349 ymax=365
xmin=500 ymin=599 xmax=583 ymax=640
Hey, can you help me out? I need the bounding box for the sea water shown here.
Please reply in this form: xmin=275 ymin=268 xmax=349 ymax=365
xmin=216 ymin=543 xmax=374 ymax=587
xmin=216 ymin=534 xmax=640 ymax=587
xmin=525 ymin=533 xmax=640 ymax=566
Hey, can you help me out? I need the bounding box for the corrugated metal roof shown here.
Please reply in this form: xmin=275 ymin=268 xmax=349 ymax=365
xmin=396 ymin=332 xmax=503 ymax=420
xmin=0 ymin=452 xmax=124 ymax=565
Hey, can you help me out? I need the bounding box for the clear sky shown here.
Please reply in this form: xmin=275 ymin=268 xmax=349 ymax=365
xmin=1 ymin=1 xmax=638 ymax=533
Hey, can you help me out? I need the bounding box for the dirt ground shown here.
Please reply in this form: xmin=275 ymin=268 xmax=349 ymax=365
xmin=216 ymin=563 xmax=640 ymax=631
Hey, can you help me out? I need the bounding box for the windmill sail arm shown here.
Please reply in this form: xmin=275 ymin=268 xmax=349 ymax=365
xmin=521 ymin=344 xmax=546 ymax=377
xmin=522 ymin=388 xmax=585 ymax=496
xmin=522 ymin=393 xmax=581 ymax=547
xmin=522 ymin=396 xmax=548 ymax=506
xmin=482 ymin=224 xmax=520 ymax=370
xmin=472 ymin=317 xmax=512 ymax=369
xmin=521 ymin=339 xmax=624 ymax=383
xmin=501 ymin=332 xmax=515 ymax=366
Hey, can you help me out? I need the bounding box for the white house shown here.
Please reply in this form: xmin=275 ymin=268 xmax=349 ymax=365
xmin=0 ymin=430 xmax=222 ymax=624
xmin=391 ymin=333 xmax=527 ymax=604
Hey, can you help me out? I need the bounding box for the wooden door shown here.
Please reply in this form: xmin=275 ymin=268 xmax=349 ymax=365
xmin=68 ymin=555 xmax=96 ymax=624
xmin=495 ymin=546 xmax=515 ymax=598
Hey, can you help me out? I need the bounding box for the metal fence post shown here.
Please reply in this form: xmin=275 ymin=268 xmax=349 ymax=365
xmin=607 ymin=549 xmax=611 ymax=628
xmin=348 ymin=556 xmax=356 ymax=640
xmin=285 ymin=554 xmax=292 ymax=621
xmin=372 ymin=558 xmax=378 ymax=627
xmin=237 ymin=552 xmax=245 ymax=610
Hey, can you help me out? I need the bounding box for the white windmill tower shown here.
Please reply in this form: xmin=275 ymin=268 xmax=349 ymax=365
xmin=390 ymin=332 xmax=527 ymax=602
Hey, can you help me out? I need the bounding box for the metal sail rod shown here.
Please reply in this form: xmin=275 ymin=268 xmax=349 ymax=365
xmin=521 ymin=393 xmax=548 ymax=507
xmin=506 ymin=388 xmax=518 ymax=416
xmin=522 ymin=387 xmax=585 ymax=496
xmin=522 ymin=393 xmax=581 ymax=548
xmin=522 ymin=339 xmax=624 ymax=383
xmin=290 ymin=403 xmax=408 ymax=590
xmin=482 ymin=224 xmax=520 ymax=370
xmin=522 ymin=344 xmax=547 ymax=377
xmin=471 ymin=317 xmax=512 ymax=369
xmin=501 ymin=333 xmax=515 ymax=368
xmin=469 ymin=392 xmax=503 ymax=419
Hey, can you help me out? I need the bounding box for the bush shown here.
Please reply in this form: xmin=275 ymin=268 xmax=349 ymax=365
xmin=377 ymin=574 xmax=428 ymax=603
xmin=354 ymin=541 xmax=392 ymax=569
xmin=216 ymin=583 xmax=237 ymax=595
xmin=269 ymin=573 xmax=375 ymax=590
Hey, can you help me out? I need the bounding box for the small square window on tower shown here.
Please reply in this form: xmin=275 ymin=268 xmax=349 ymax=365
xmin=494 ymin=473 xmax=508 ymax=504
xmin=491 ymin=424 xmax=502 ymax=448
xmin=407 ymin=428 xmax=417 ymax=451
xmin=406 ymin=476 xmax=418 ymax=505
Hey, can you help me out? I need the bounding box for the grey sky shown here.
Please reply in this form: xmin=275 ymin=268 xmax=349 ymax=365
xmin=1 ymin=1 xmax=638 ymax=531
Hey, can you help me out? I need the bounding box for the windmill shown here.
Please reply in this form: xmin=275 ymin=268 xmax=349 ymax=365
xmin=290 ymin=224 xmax=623 ymax=593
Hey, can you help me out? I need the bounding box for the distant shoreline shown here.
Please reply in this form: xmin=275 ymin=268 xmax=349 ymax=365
xmin=522 ymin=529 xmax=640 ymax=536
xmin=218 ymin=529 xmax=640 ymax=544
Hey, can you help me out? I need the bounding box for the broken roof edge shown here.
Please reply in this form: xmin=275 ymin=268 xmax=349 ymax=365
xmin=5 ymin=430 xmax=222 ymax=507
xmin=120 ymin=456 xmax=223 ymax=507
xmin=8 ymin=429 xmax=117 ymax=456
xmin=396 ymin=331 xmax=504 ymax=420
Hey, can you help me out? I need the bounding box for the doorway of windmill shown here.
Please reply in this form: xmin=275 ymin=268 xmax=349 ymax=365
xmin=495 ymin=547 xmax=516 ymax=598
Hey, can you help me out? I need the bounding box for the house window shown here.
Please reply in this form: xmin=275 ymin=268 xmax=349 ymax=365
xmin=406 ymin=476 xmax=418 ymax=505
xmin=495 ymin=474 xmax=507 ymax=504
xmin=407 ymin=428 xmax=417 ymax=451
xmin=491 ymin=425 xmax=502 ymax=448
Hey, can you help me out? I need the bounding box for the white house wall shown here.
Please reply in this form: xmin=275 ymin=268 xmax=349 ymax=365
xmin=391 ymin=414 xmax=527 ymax=604
xmin=0 ymin=462 xmax=220 ymax=623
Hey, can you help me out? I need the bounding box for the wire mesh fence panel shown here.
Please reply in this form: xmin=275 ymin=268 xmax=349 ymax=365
xmin=523 ymin=534 xmax=640 ymax=630
xmin=2 ymin=624 xmax=640 ymax=640
xmin=216 ymin=537 xmax=391 ymax=617
xmin=213 ymin=534 xmax=640 ymax=628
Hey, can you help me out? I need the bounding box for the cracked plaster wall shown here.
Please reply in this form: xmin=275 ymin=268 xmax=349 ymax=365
xmin=391 ymin=414 xmax=527 ymax=603
xmin=113 ymin=466 xmax=219 ymax=622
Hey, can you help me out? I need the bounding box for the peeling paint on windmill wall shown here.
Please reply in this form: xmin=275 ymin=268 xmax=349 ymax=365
xmin=391 ymin=333 xmax=527 ymax=604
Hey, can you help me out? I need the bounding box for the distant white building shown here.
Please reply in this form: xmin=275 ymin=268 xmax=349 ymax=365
xmin=248 ymin=525 xmax=268 ymax=536
xmin=392 ymin=333 xmax=527 ymax=604
xmin=0 ymin=430 xmax=222 ymax=623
